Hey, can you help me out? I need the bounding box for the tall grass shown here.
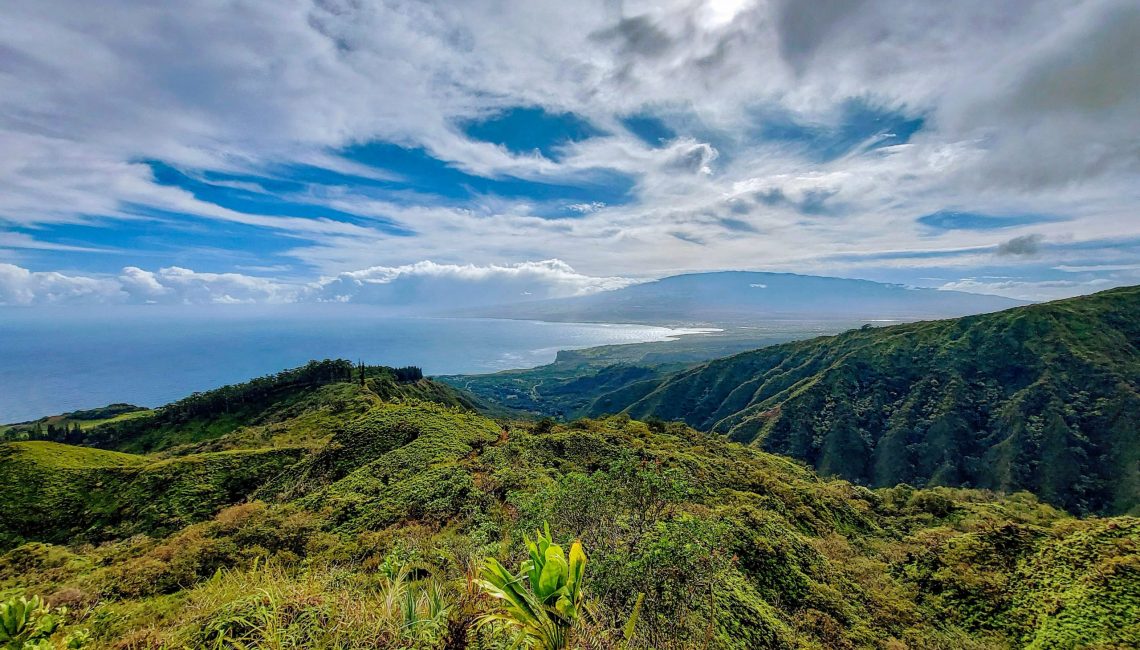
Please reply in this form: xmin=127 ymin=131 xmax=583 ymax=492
xmin=168 ymin=559 xmax=458 ymax=649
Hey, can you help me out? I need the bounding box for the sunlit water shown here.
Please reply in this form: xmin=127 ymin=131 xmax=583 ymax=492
xmin=0 ymin=305 xmax=704 ymax=422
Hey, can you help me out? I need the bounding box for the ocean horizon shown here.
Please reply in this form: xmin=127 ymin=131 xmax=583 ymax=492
xmin=0 ymin=305 xmax=701 ymax=422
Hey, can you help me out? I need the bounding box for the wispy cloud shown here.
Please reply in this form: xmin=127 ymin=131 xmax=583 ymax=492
xmin=0 ymin=0 xmax=1136 ymax=296
xmin=938 ymin=278 xmax=1117 ymax=302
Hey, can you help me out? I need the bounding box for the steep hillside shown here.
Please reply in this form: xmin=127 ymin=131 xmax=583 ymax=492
xmin=3 ymin=398 xmax=1137 ymax=649
xmin=0 ymin=441 xmax=302 ymax=548
xmin=439 ymin=325 xmax=837 ymax=419
xmin=460 ymin=271 xmax=1023 ymax=325
xmin=613 ymin=286 xmax=1140 ymax=515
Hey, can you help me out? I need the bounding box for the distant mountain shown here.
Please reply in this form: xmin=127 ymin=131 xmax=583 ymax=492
xmin=601 ymin=286 xmax=1139 ymax=515
xmin=459 ymin=271 xmax=1025 ymax=325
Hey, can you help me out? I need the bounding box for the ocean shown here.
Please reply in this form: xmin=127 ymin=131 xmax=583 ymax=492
xmin=0 ymin=305 xmax=699 ymax=423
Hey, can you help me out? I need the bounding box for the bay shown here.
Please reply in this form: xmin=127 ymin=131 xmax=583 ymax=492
xmin=0 ymin=305 xmax=700 ymax=422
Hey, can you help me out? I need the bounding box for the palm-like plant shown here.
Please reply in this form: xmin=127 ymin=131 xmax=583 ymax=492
xmin=477 ymin=523 xmax=587 ymax=649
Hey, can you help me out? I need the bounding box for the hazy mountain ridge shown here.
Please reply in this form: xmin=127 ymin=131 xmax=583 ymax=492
xmin=459 ymin=271 xmax=1025 ymax=326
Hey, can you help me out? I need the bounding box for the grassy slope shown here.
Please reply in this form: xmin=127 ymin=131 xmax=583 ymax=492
xmin=613 ymin=286 xmax=1140 ymax=515
xmin=2 ymin=404 xmax=1136 ymax=649
xmin=16 ymin=362 xmax=495 ymax=456
xmin=0 ymin=368 xmax=502 ymax=551
xmin=0 ymin=441 xmax=303 ymax=549
xmin=1 ymin=406 xmax=152 ymax=438
xmin=1 ymin=338 xmax=1136 ymax=648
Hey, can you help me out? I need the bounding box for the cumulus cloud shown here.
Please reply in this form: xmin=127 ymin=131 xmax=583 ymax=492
xmin=141 ymin=267 xmax=298 ymax=305
xmin=311 ymin=259 xmax=636 ymax=308
xmin=0 ymin=264 xmax=124 ymax=305
xmin=0 ymin=260 xmax=635 ymax=308
xmin=0 ymin=264 xmax=298 ymax=306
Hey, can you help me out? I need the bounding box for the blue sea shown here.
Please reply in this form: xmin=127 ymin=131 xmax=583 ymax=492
xmin=0 ymin=305 xmax=698 ymax=423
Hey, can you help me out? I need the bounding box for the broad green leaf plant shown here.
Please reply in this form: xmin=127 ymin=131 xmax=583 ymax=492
xmin=0 ymin=595 xmax=87 ymax=650
xmin=477 ymin=523 xmax=588 ymax=649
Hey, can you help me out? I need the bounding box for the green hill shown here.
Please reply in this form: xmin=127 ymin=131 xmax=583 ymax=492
xmin=3 ymin=403 xmax=1137 ymax=648
xmin=1 ymin=404 xmax=152 ymax=441
xmin=2 ymin=345 xmax=1137 ymax=647
xmin=437 ymin=326 xmax=823 ymax=419
xmin=609 ymin=286 xmax=1140 ymax=515
xmin=0 ymin=441 xmax=303 ymax=548
xmin=4 ymin=359 xmax=493 ymax=454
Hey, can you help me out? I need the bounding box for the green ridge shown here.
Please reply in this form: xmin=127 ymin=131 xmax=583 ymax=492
xmin=0 ymin=441 xmax=303 ymax=549
xmin=1 ymin=301 xmax=1137 ymax=647
xmin=609 ymin=286 xmax=1140 ymax=515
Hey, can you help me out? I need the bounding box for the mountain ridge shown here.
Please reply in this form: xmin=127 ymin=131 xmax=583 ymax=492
xmin=457 ymin=271 xmax=1026 ymax=326
xmin=603 ymin=285 xmax=1139 ymax=514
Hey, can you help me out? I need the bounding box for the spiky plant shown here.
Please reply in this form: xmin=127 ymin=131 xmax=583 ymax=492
xmin=374 ymin=561 xmax=452 ymax=645
xmin=477 ymin=523 xmax=588 ymax=650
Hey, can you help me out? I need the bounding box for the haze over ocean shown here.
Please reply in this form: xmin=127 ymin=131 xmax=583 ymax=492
xmin=0 ymin=306 xmax=699 ymax=422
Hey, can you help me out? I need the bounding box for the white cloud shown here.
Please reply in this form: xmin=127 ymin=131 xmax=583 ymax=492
xmin=1055 ymin=263 xmax=1140 ymax=273
xmin=0 ymin=260 xmax=636 ymax=307
xmin=0 ymin=0 xmax=1136 ymax=286
xmin=311 ymin=259 xmax=636 ymax=308
xmin=0 ymin=263 xmax=125 ymax=305
xmin=140 ymin=267 xmax=298 ymax=304
xmin=938 ymin=278 xmax=1118 ymax=302
xmin=0 ymin=263 xmax=299 ymax=306
xmin=567 ymin=202 xmax=607 ymax=214
xmin=0 ymin=232 xmax=115 ymax=253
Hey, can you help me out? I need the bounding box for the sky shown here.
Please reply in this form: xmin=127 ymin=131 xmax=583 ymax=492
xmin=0 ymin=0 xmax=1138 ymax=307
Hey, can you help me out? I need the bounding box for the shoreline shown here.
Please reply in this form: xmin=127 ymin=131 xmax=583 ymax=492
xmin=0 ymin=317 xmax=722 ymax=424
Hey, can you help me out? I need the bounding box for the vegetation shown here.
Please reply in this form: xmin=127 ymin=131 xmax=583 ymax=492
xmin=439 ymin=326 xmax=832 ymax=419
xmin=477 ymin=524 xmax=590 ymax=649
xmin=4 ymin=360 xmax=484 ymax=453
xmin=1 ymin=284 xmax=1138 ymax=650
xmin=1 ymin=363 xmax=1136 ymax=647
xmin=0 ymin=406 xmax=151 ymax=444
xmin=0 ymin=441 xmax=302 ymax=549
xmin=584 ymin=286 xmax=1140 ymax=515
xmin=0 ymin=594 xmax=87 ymax=649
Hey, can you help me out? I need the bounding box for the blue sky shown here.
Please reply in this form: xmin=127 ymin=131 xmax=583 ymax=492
xmin=1 ymin=0 xmax=1138 ymax=306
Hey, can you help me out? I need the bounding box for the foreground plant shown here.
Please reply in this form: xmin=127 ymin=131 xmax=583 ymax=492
xmin=378 ymin=562 xmax=451 ymax=646
xmin=0 ymin=595 xmax=87 ymax=650
xmin=477 ymin=524 xmax=588 ymax=649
